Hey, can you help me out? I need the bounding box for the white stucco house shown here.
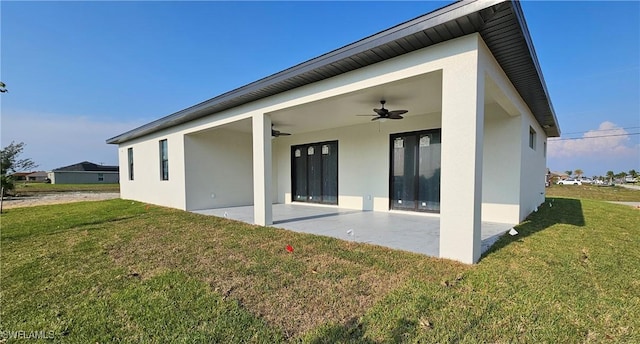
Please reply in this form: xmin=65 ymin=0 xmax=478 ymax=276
xmin=107 ymin=0 xmax=560 ymax=264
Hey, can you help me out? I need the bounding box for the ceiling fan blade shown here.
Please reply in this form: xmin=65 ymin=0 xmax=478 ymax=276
xmin=272 ymin=128 xmax=291 ymax=137
xmin=374 ymin=108 xmax=388 ymax=116
xmin=371 ymin=116 xmax=381 ymax=121
xmin=356 ymin=114 xmax=377 ymax=116
xmin=389 ymin=114 xmax=404 ymax=120
xmin=389 ymin=110 xmax=408 ymax=116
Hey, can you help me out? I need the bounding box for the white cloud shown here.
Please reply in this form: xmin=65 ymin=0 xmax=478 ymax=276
xmin=548 ymin=121 xmax=638 ymax=158
xmin=1 ymin=110 xmax=147 ymax=171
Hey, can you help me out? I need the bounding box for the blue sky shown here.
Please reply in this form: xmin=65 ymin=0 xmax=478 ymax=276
xmin=1 ymin=1 xmax=638 ymax=177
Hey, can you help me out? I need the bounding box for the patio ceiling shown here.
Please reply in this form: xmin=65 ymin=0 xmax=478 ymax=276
xmin=268 ymin=72 xmax=443 ymax=135
xmin=211 ymin=69 xmax=511 ymax=136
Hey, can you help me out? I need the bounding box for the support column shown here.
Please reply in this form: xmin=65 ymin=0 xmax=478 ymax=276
xmin=439 ymin=44 xmax=485 ymax=264
xmin=252 ymin=113 xmax=272 ymax=226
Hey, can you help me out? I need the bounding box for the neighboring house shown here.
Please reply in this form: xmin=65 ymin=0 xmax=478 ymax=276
xmin=8 ymin=172 xmax=30 ymax=181
xmin=549 ymin=171 xmax=569 ymax=181
xmin=8 ymin=171 xmax=49 ymax=182
xmin=26 ymin=171 xmax=48 ymax=182
xmin=107 ymin=0 xmax=560 ymax=264
xmin=48 ymin=161 xmax=119 ymax=184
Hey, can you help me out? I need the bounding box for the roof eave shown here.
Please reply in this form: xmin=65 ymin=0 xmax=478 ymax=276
xmin=509 ymin=0 xmax=560 ymax=137
xmin=106 ymin=0 xmax=559 ymax=144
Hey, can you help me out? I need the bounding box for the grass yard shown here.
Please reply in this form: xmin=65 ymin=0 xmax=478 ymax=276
xmin=546 ymin=184 xmax=640 ymax=202
xmin=1 ymin=194 xmax=638 ymax=342
xmin=13 ymin=183 xmax=120 ymax=194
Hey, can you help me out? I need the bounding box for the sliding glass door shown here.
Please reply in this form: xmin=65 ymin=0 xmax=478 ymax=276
xmin=292 ymin=141 xmax=338 ymax=205
xmin=390 ymin=130 xmax=441 ymax=212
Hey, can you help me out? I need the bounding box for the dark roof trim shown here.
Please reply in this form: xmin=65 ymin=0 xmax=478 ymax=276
xmin=107 ymin=0 xmax=559 ymax=144
xmin=53 ymin=161 xmax=119 ymax=172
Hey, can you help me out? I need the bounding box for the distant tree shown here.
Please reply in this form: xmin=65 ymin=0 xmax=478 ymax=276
xmin=0 ymin=81 xmax=7 ymax=93
xmin=574 ymin=169 xmax=584 ymax=178
xmin=629 ymin=169 xmax=638 ymax=178
xmin=606 ymin=170 xmax=614 ymax=183
xmin=1 ymin=141 xmax=38 ymax=195
xmin=615 ymin=171 xmax=627 ymax=182
xmin=565 ymin=170 xmax=572 ymax=177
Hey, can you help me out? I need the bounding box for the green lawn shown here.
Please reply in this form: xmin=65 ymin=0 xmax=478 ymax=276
xmin=13 ymin=183 xmax=120 ymax=194
xmin=1 ymin=194 xmax=638 ymax=342
xmin=546 ymin=184 xmax=640 ymax=202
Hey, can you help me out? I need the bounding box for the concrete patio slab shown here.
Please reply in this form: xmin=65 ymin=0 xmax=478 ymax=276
xmin=193 ymin=204 xmax=514 ymax=258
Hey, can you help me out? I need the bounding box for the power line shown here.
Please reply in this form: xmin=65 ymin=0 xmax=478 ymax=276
xmin=560 ymin=126 xmax=640 ymax=135
xmin=549 ymin=132 xmax=640 ymax=141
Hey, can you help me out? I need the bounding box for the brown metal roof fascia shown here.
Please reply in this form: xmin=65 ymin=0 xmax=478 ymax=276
xmin=107 ymin=0 xmax=559 ymax=144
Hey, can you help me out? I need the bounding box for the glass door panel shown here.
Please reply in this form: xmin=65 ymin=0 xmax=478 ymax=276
xmin=307 ymin=145 xmax=322 ymax=202
xmin=390 ymin=130 xmax=441 ymax=213
xmin=293 ymin=147 xmax=307 ymax=201
xmin=391 ymin=135 xmax=416 ymax=210
xmin=321 ymin=142 xmax=338 ymax=204
xmin=417 ymin=132 xmax=441 ymax=212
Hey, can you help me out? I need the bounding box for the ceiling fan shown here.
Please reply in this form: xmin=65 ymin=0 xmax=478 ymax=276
xmin=271 ymin=124 xmax=291 ymax=137
xmin=358 ymin=100 xmax=408 ymax=121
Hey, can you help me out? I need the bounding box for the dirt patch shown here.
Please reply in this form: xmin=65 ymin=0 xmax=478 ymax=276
xmin=1 ymin=192 xmax=120 ymax=209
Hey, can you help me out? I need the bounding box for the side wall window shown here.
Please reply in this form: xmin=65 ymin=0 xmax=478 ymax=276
xmin=128 ymin=147 xmax=134 ymax=180
xmin=160 ymin=139 xmax=169 ymax=180
xmin=529 ymin=126 xmax=536 ymax=150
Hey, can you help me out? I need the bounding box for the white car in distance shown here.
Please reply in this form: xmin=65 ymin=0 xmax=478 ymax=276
xmin=557 ymin=179 xmax=582 ymax=185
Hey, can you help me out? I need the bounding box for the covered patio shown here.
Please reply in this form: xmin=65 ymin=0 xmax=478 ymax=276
xmin=109 ymin=0 xmax=559 ymax=264
xmin=182 ymin=53 xmax=527 ymax=265
xmin=193 ymin=203 xmax=514 ymax=258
